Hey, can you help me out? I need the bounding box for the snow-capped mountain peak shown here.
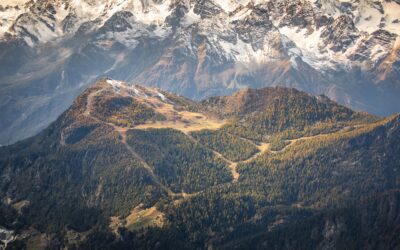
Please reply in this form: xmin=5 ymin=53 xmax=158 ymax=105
xmin=0 ymin=0 xmax=400 ymax=145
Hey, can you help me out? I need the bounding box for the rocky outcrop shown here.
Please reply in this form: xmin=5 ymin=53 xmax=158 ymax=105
xmin=320 ymin=15 xmax=359 ymax=52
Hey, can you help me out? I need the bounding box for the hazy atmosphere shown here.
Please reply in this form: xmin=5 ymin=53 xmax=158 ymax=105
xmin=0 ymin=0 xmax=399 ymax=249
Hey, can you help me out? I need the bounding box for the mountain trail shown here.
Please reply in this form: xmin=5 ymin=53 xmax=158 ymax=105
xmin=270 ymin=125 xmax=369 ymax=154
xmin=78 ymin=86 xmax=370 ymax=194
xmin=81 ymin=88 xmax=188 ymax=199
xmin=183 ymin=132 xmax=269 ymax=182
xmin=184 ymin=125 xmax=370 ymax=182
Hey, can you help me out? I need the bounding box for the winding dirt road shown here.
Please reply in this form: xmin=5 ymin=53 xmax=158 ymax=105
xmin=81 ymin=89 xmax=187 ymax=199
xmin=76 ymin=86 xmax=367 ymax=195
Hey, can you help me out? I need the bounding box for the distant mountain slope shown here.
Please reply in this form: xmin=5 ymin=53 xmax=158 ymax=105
xmin=0 ymin=79 xmax=399 ymax=249
xmin=0 ymin=0 xmax=400 ymax=145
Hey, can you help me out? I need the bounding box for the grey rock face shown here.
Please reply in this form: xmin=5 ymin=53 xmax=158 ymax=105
xmin=320 ymin=15 xmax=359 ymax=52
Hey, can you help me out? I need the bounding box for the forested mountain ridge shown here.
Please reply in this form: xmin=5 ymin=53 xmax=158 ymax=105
xmin=200 ymin=86 xmax=376 ymax=140
xmin=0 ymin=79 xmax=399 ymax=249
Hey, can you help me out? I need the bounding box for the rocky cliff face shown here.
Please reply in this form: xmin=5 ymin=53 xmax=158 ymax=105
xmin=0 ymin=0 xmax=399 ymax=144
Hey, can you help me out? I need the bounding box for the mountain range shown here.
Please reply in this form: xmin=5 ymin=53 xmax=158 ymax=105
xmin=1 ymin=0 xmax=400 ymax=248
xmin=0 ymin=79 xmax=399 ymax=249
xmin=0 ymin=0 xmax=400 ymax=145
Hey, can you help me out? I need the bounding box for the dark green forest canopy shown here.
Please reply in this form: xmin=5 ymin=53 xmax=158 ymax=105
xmin=0 ymin=82 xmax=398 ymax=249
